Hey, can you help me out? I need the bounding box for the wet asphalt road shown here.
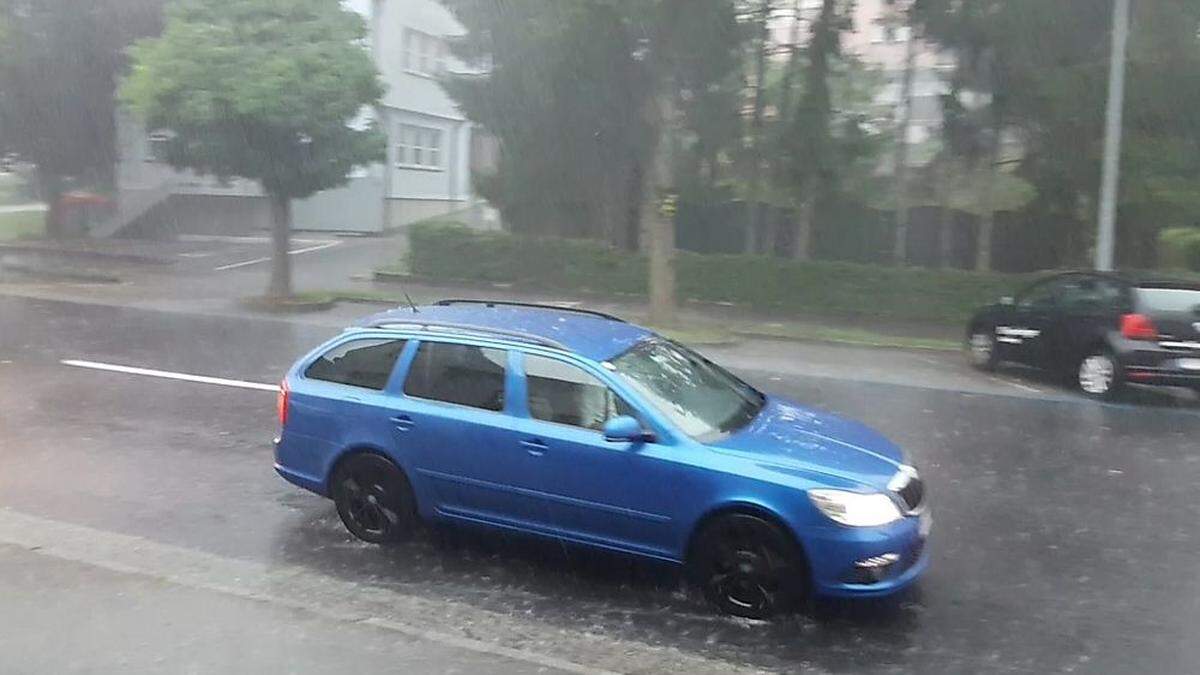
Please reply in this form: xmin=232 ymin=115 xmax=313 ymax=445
xmin=3 ymin=294 xmax=1200 ymax=674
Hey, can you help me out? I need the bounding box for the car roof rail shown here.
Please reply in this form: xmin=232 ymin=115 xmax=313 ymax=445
xmin=365 ymin=319 xmax=571 ymax=351
xmin=433 ymin=299 xmax=626 ymax=323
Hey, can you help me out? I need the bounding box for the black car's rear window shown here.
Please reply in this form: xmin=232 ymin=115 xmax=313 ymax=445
xmin=1136 ymin=287 xmax=1200 ymax=313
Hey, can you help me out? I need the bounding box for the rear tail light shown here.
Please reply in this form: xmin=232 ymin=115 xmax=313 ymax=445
xmin=1121 ymin=313 xmax=1158 ymax=340
xmin=277 ymin=380 xmax=290 ymax=426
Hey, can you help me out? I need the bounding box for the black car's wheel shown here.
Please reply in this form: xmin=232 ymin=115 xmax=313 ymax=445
xmin=332 ymin=453 xmax=418 ymax=544
xmin=966 ymin=325 xmax=999 ymax=371
xmin=1077 ymin=347 xmax=1124 ymax=400
xmin=690 ymin=513 xmax=807 ymax=619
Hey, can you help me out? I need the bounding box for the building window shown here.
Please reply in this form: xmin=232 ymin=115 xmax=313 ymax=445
xmin=396 ymin=124 xmax=444 ymax=170
xmin=146 ymin=131 xmax=172 ymax=163
xmin=403 ymin=27 xmax=445 ymax=77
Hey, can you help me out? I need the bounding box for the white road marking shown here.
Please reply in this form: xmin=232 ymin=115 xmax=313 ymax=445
xmin=0 ymin=202 xmax=48 ymax=214
xmin=60 ymin=359 xmax=278 ymax=392
xmin=989 ymin=375 xmax=1042 ymax=394
xmin=179 ymin=234 xmax=331 ymax=244
xmin=214 ymin=240 xmax=342 ymax=271
xmin=0 ymin=508 xmax=745 ymax=675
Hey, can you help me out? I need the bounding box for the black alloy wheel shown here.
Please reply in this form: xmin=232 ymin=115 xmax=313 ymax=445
xmin=332 ymin=454 xmax=417 ymax=544
xmin=691 ymin=513 xmax=806 ymax=619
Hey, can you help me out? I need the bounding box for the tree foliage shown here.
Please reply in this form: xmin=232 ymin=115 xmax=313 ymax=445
xmin=122 ymin=0 xmax=386 ymax=297
xmin=914 ymin=0 xmax=1200 ymax=268
xmin=442 ymin=0 xmax=742 ymax=249
xmin=122 ymin=0 xmax=386 ymax=200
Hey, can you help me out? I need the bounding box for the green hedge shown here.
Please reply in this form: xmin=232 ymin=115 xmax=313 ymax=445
xmin=1159 ymin=228 xmax=1200 ymax=272
xmin=405 ymin=221 xmax=1027 ymax=325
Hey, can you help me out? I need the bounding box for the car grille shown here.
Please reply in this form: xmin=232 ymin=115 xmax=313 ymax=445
xmin=890 ymin=469 xmax=925 ymax=514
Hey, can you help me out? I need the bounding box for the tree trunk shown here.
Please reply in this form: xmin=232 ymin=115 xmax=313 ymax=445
xmin=976 ymin=124 xmax=1002 ymax=272
xmin=643 ymin=95 xmax=677 ymax=327
xmin=938 ymin=207 xmax=954 ymax=268
xmin=623 ymin=158 xmax=643 ymax=252
xmin=792 ymin=179 xmax=816 ymax=261
xmin=937 ymin=161 xmax=954 ymax=268
xmin=743 ymin=0 xmax=771 ymax=255
xmin=891 ymin=12 xmax=918 ymax=266
xmin=37 ymin=169 xmax=65 ymax=239
xmin=267 ymin=193 xmax=292 ymax=299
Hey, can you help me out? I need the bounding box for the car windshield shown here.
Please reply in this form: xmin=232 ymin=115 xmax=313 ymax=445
xmin=609 ymin=339 xmax=764 ymax=441
xmin=1136 ymin=287 xmax=1200 ymax=313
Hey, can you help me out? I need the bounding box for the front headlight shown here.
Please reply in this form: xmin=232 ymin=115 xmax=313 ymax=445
xmin=809 ymin=489 xmax=903 ymax=527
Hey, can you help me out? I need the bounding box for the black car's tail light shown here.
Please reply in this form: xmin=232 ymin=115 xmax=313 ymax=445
xmin=1121 ymin=313 xmax=1158 ymax=340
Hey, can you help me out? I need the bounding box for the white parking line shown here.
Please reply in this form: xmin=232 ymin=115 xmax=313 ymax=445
xmin=213 ymin=240 xmax=342 ymax=271
xmin=60 ymin=359 xmax=278 ymax=392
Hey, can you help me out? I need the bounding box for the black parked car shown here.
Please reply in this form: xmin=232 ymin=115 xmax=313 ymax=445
xmin=966 ymin=271 xmax=1200 ymax=399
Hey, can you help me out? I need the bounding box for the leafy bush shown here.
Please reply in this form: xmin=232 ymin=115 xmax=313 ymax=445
xmin=404 ymin=221 xmax=1028 ymax=325
xmin=1159 ymin=228 xmax=1200 ymax=271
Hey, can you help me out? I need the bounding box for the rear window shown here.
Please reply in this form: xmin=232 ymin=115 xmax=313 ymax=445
xmin=403 ymin=341 xmax=507 ymax=411
xmin=305 ymin=339 xmax=407 ymax=390
xmin=1136 ymin=287 xmax=1200 ymax=313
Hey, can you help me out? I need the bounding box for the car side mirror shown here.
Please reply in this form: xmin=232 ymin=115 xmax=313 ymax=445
xmin=999 ymin=296 xmax=1015 ymax=306
xmin=603 ymin=415 xmax=654 ymax=444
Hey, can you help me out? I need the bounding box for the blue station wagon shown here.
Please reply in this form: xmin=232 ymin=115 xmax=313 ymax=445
xmin=274 ymin=300 xmax=930 ymax=617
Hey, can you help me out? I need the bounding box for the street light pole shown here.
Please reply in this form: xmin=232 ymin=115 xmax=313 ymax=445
xmin=1095 ymin=0 xmax=1130 ymax=271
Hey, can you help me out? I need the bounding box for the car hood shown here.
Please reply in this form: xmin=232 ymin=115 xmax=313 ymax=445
xmin=712 ymin=396 xmax=905 ymax=489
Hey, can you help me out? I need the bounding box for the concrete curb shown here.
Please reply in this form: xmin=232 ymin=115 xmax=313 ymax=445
xmin=239 ymin=296 xmax=337 ymax=314
xmin=0 ymin=243 xmax=176 ymax=265
xmin=0 ymin=261 xmax=121 ymax=284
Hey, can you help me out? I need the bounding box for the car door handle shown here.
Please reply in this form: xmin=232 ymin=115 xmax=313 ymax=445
xmin=521 ymin=439 xmax=548 ymax=455
xmin=390 ymin=415 xmax=415 ymax=431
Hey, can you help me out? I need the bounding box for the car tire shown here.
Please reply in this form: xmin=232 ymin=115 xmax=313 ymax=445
xmin=331 ymin=453 xmax=418 ymax=544
xmin=1077 ymin=347 xmax=1124 ymax=401
xmin=690 ymin=513 xmax=807 ymax=620
xmin=965 ymin=325 xmax=999 ymax=371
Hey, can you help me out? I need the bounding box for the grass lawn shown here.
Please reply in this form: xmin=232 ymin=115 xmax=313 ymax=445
xmin=0 ymin=209 xmax=46 ymax=241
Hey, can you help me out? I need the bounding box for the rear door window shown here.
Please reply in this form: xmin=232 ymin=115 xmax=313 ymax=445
xmin=404 ymin=341 xmax=508 ymax=411
xmin=1059 ymin=277 xmax=1126 ymax=313
xmin=305 ymin=339 xmax=407 ymax=390
xmin=523 ymin=354 xmax=635 ymax=431
xmin=1016 ymin=278 xmax=1061 ymax=310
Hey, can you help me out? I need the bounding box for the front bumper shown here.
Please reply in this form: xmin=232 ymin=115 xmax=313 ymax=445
xmin=804 ymin=511 xmax=930 ymax=598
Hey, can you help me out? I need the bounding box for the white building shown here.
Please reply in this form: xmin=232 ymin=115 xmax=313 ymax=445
xmin=109 ymin=0 xmax=484 ymax=237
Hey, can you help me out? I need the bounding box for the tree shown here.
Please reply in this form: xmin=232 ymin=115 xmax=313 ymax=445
xmin=914 ymin=0 xmax=1200 ymax=270
xmin=741 ymin=0 xmax=773 ymax=254
xmin=889 ymin=0 xmax=918 ymax=266
xmin=0 ymin=0 xmax=162 ymax=236
xmin=443 ymin=0 xmax=741 ymax=254
xmin=442 ymin=0 xmax=654 ymax=249
xmin=780 ymin=0 xmax=850 ymax=260
xmin=122 ymin=0 xmax=385 ymax=299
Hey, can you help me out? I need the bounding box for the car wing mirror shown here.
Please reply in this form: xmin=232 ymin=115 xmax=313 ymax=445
xmin=602 ymin=415 xmax=655 ymax=444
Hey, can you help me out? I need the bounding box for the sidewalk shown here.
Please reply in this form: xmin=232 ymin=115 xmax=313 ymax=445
xmin=0 ymin=544 xmax=557 ymax=675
